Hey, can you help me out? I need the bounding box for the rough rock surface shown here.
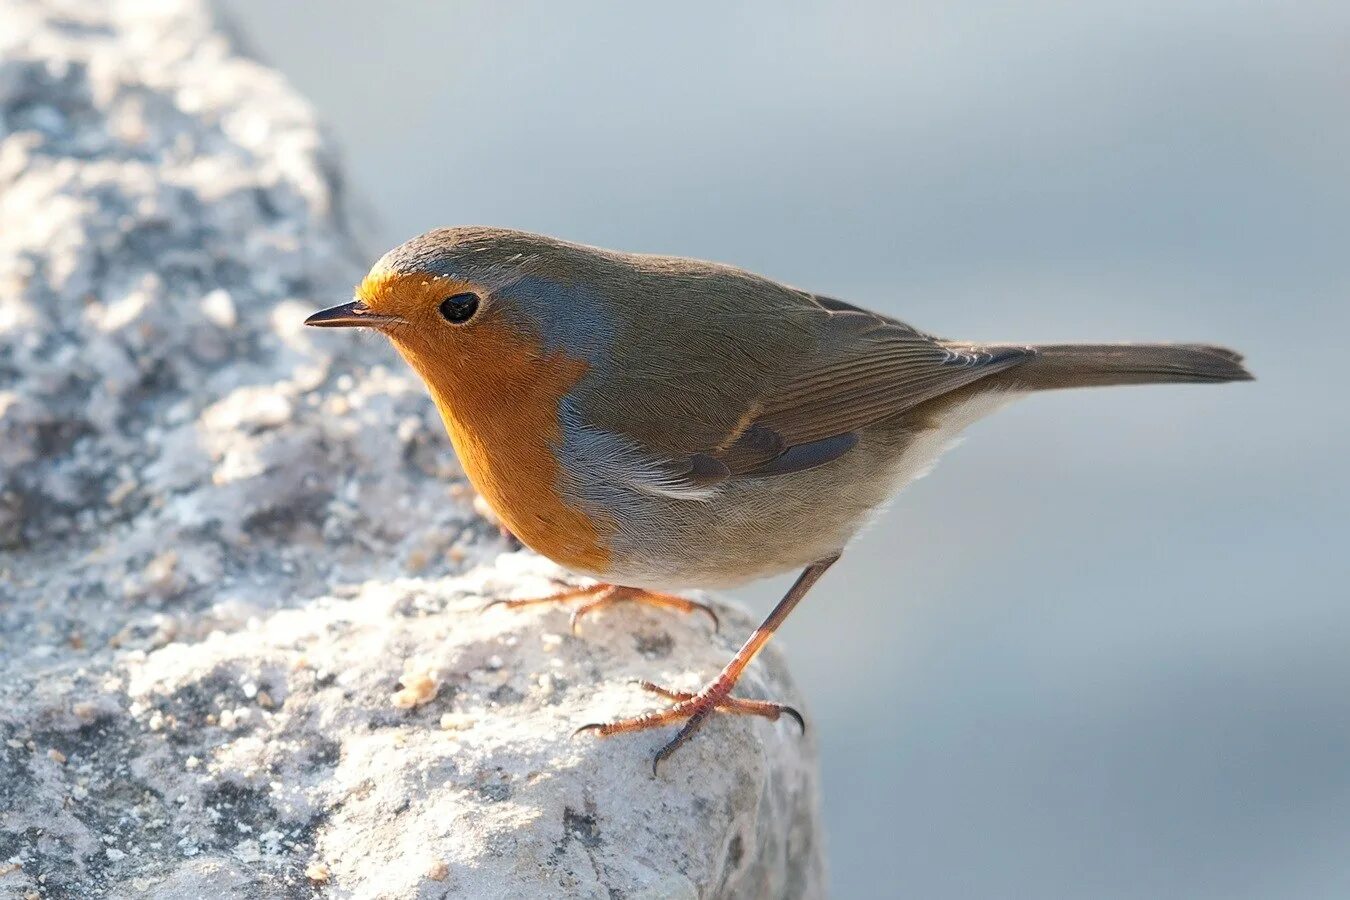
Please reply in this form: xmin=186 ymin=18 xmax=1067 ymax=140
xmin=0 ymin=1 xmax=824 ymax=897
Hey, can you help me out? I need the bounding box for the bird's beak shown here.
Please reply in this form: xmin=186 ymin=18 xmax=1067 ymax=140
xmin=304 ymin=300 xmax=403 ymax=329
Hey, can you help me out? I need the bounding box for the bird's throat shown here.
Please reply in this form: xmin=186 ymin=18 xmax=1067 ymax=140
xmin=389 ymin=323 xmax=611 ymax=575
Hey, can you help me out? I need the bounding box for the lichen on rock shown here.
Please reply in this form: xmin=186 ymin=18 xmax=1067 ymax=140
xmin=0 ymin=1 xmax=824 ymax=897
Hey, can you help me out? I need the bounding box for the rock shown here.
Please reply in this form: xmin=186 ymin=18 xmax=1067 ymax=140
xmin=0 ymin=1 xmax=825 ymax=897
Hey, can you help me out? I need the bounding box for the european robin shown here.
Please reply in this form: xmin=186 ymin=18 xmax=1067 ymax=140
xmin=307 ymin=227 xmax=1251 ymax=771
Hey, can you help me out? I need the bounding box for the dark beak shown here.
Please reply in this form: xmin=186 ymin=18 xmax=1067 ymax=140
xmin=304 ymin=300 xmax=403 ymax=329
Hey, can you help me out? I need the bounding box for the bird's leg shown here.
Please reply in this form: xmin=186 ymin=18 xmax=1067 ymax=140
xmin=576 ymin=553 xmax=840 ymax=773
xmin=482 ymin=583 xmax=719 ymax=635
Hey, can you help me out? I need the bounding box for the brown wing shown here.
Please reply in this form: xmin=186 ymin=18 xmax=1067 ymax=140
xmin=562 ymin=254 xmax=1031 ymax=486
xmin=711 ymin=301 xmax=1032 ymax=477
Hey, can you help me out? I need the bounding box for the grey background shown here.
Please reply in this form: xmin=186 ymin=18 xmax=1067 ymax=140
xmin=220 ymin=2 xmax=1349 ymax=897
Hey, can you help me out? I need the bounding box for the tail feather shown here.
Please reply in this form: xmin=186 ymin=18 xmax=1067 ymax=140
xmin=976 ymin=342 xmax=1253 ymax=391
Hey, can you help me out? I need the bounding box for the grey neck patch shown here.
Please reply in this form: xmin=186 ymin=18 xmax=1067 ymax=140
xmin=493 ymin=274 xmax=616 ymax=367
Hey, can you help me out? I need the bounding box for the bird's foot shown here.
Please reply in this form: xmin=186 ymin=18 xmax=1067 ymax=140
xmin=576 ymin=679 xmax=804 ymax=774
xmin=481 ymin=584 xmax=719 ymax=636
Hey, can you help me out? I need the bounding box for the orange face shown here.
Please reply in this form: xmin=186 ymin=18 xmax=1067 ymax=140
xmin=354 ymin=268 xmax=480 ymax=344
xmin=310 ymin=266 xmax=612 ymax=575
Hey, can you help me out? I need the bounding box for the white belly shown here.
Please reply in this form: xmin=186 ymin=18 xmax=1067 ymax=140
xmin=576 ymin=390 xmax=1026 ymax=591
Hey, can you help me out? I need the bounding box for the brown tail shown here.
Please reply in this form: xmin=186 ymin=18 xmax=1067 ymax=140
xmin=985 ymin=343 xmax=1253 ymax=391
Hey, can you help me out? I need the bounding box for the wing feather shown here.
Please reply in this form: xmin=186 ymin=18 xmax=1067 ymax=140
xmin=723 ymin=309 xmax=1031 ymax=463
xmin=569 ymin=280 xmax=1031 ymax=493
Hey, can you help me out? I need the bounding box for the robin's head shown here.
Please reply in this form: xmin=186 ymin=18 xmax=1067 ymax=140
xmin=305 ymin=227 xmax=616 ymax=374
xmin=307 ymin=228 xmax=614 ymax=572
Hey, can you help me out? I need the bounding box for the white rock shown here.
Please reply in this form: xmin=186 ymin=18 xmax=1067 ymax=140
xmin=198 ymin=289 xmax=237 ymax=329
xmin=0 ymin=1 xmax=824 ymax=897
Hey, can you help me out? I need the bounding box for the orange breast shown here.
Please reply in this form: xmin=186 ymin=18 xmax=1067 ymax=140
xmin=388 ymin=311 xmax=612 ymax=575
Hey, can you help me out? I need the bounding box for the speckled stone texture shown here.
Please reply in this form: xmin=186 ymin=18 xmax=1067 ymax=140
xmin=0 ymin=1 xmax=825 ymax=897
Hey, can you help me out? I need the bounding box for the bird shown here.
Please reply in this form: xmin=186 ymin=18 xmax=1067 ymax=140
xmin=306 ymin=226 xmax=1252 ymax=772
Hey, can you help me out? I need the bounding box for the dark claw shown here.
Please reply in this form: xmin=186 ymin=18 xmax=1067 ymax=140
xmin=573 ymin=723 xmax=604 ymax=738
xmin=699 ymin=604 xmax=720 ymax=634
xmin=781 ymin=705 xmax=806 ymax=734
xmin=650 ymin=707 xmax=713 ymax=775
xmin=568 ymin=609 xmax=586 ymax=636
xmin=651 ymin=731 xmax=682 ymax=775
xmin=652 ymin=742 xmax=675 ymax=777
xmin=478 ymin=598 xmax=510 ymax=614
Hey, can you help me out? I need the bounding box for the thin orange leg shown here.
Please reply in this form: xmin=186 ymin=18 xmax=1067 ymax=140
xmin=482 ymin=583 xmax=719 ymax=635
xmin=576 ymin=553 xmax=840 ymax=774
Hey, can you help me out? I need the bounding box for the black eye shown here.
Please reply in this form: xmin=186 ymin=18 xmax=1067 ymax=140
xmin=438 ymin=292 xmax=479 ymax=324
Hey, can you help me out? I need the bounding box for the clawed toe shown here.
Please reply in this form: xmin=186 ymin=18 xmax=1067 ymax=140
xmin=675 ymin=600 xmax=720 ymax=634
xmin=481 ymin=583 xmax=720 ymax=635
xmin=576 ymin=679 xmax=806 ymax=773
xmin=574 ymin=557 xmax=837 ymax=772
xmin=778 ymin=704 xmax=806 ymax=734
xmin=631 ymin=679 xmax=692 ymax=701
xmin=632 ymin=680 xmax=801 ymax=729
xmin=479 ymin=583 xmax=609 ymax=618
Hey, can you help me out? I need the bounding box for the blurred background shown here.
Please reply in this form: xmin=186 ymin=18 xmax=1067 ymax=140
xmin=220 ymin=2 xmax=1348 ymax=896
